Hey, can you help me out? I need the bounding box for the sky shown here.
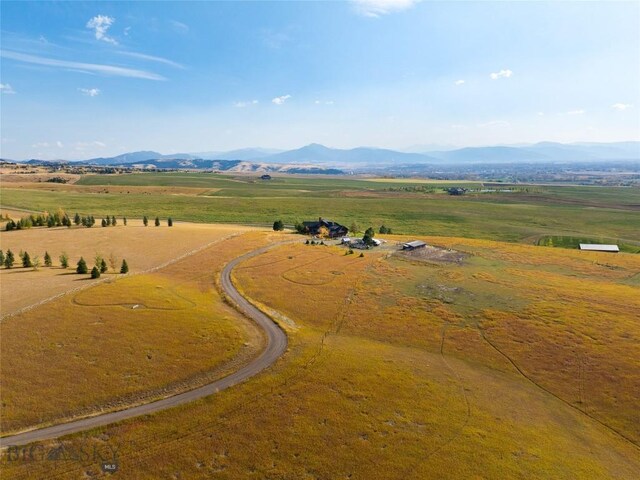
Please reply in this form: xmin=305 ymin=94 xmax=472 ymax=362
xmin=1 ymin=0 xmax=639 ymax=160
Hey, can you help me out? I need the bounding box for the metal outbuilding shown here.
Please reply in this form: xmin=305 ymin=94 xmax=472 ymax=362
xmin=579 ymin=244 xmax=619 ymax=253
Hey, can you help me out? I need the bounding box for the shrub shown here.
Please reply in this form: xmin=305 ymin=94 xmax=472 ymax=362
xmin=76 ymin=257 xmax=88 ymax=274
xmin=59 ymin=252 xmax=69 ymax=269
xmin=91 ymin=266 xmax=101 ymax=279
xmin=111 ymin=215 xmax=117 ymax=226
xmin=123 ymin=217 xmax=127 ymax=226
xmin=273 ymin=220 xmax=285 ymax=231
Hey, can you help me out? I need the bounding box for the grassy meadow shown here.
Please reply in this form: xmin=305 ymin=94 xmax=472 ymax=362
xmin=2 ymin=173 xmax=639 ymax=243
xmin=3 ymin=238 xmax=638 ymax=479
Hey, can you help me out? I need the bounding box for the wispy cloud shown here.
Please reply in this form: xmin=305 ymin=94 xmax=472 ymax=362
xmin=272 ymin=94 xmax=291 ymax=105
xmin=611 ymin=103 xmax=632 ymax=111
xmin=454 ymin=79 xmax=465 ymax=86
xmin=79 ymin=87 xmax=101 ymax=97
xmin=1 ymin=50 xmax=166 ymax=81
xmin=261 ymin=29 xmax=290 ymax=49
xmin=0 ymin=83 xmax=16 ymax=94
xmin=314 ymin=99 xmax=335 ymax=105
xmin=351 ymin=0 xmax=420 ymax=17
xmin=234 ymin=100 xmax=259 ymax=108
xmin=86 ymin=15 xmax=118 ymax=45
xmin=170 ymin=20 xmax=190 ymax=34
xmin=116 ymin=51 xmax=184 ymax=69
xmin=477 ymin=120 xmax=510 ymax=128
xmin=566 ymin=109 xmax=585 ymax=115
xmin=490 ymin=69 xmax=513 ymax=80
xmin=32 ymin=141 xmax=64 ymax=148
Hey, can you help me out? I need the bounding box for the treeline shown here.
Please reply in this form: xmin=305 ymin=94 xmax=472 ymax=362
xmin=0 ymin=248 xmax=129 ymax=278
xmin=5 ymin=210 xmax=175 ymax=231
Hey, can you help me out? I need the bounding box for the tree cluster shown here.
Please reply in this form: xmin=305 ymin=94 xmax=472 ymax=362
xmin=5 ymin=209 xmax=73 ymax=231
xmin=0 ymin=248 xmax=128 ymax=276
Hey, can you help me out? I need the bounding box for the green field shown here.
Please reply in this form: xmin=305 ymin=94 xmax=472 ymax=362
xmin=3 ymin=173 xmax=639 ymax=244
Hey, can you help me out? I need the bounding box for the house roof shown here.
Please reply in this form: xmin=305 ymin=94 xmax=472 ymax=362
xmin=403 ymin=240 xmax=427 ymax=248
xmin=579 ymin=244 xmax=619 ymax=252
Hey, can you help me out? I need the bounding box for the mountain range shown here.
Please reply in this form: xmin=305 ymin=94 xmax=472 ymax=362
xmin=8 ymin=141 xmax=639 ymax=171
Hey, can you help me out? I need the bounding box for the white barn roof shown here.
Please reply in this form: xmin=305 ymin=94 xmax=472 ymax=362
xmin=579 ymin=244 xmax=619 ymax=252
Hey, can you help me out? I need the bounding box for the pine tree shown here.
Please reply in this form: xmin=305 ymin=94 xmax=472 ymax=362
xmin=155 ymin=217 xmax=160 ymax=227
xmin=123 ymin=217 xmax=127 ymax=226
xmin=100 ymin=258 xmax=108 ymax=274
xmin=22 ymin=251 xmax=32 ymax=268
xmin=143 ymin=216 xmax=148 ymax=227
xmin=168 ymin=218 xmax=173 ymax=227
xmin=101 ymin=218 xmax=108 ymax=227
xmin=76 ymin=257 xmax=88 ymax=274
xmin=74 ymin=212 xmax=81 ymax=225
xmin=4 ymin=250 xmax=15 ymax=268
xmin=59 ymin=252 xmax=69 ymax=269
xmin=44 ymin=251 xmax=52 ymax=267
xmin=273 ymin=220 xmax=284 ymax=231
xmin=120 ymin=259 xmax=129 ymax=274
xmin=0 ymin=250 xmax=4 ymax=265
xmin=111 ymin=216 xmax=117 ymax=226
xmin=47 ymin=216 xmax=55 ymax=228
xmin=91 ymin=266 xmax=101 ymax=279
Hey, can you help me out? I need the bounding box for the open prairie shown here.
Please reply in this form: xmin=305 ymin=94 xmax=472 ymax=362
xmin=3 ymin=238 xmax=638 ymax=479
xmin=0 ymin=230 xmax=287 ymax=434
xmin=0 ymin=220 xmax=255 ymax=315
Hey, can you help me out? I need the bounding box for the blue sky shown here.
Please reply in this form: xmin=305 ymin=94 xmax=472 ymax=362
xmin=1 ymin=0 xmax=639 ymax=160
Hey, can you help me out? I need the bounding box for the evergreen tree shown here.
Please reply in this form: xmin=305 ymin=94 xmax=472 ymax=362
xmin=111 ymin=216 xmax=117 ymax=226
xmin=120 ymin=259 xmax=129 ymax=274
xmin=44 ymin=251 xmax=52 ymax=267
xmin=362 ymin=227 xmax=376 ymax=246
xmin=273 ymin=220 xmax=285 ymax=231
xmin=155 ymin=216 xmax=160 ymax=227
xmin=4 ymin=250 xmax=15 ymax=268
xmin=74 ymin=212 xmax=81 ymax=225
xmin=59 ymin=252 xmax=69 ymax=269
xmin=167 ymin=217 xmax=173 ymax=227
xmin=22 ymin=251 xmax=33 ymax=268
xmin=76 ymin=257 xmax=88 ymax=274
xmin=143 ymin=216 xmax=148 ymax=227
xmin=0 ymin=250 xmax=4 ymax=265
xmin=100 ymin=258 xmax=108 ymax=274
xmin=101 ymin=218 xmax=108 ymax=227
xmin=47 ymin=216 xmax=55 ymax=228
xmin=123 ymin=217 xmax=127 ymax=226
xmin=91 ymin=266 xmax=101 ymax=279
xmin=81 ymin=216 xmax=87 ymax=227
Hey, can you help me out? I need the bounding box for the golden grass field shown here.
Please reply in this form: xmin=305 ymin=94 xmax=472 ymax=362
xmin=0 ymin=231 xmax=291 ymax=434
xmin=0 ymin=220 xmax=253 ymax=315
xmin=2 ymin=238 xmax=638 ymax=479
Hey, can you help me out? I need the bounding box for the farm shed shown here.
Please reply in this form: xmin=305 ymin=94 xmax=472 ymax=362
xmin=579 ymin=244 xmax=619 ymax=253
xmin=402 ymin=240 xmax=427 ymax=250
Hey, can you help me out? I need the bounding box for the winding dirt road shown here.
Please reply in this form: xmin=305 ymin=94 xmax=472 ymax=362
xmin=0 ymin=245 xmax=288 ymax=447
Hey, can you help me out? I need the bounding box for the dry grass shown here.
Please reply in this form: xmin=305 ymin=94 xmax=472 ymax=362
xmin=2 ymin=237 xmax=638 ymax=479
xmin=0 ymin=221 xmax=254 ymax=315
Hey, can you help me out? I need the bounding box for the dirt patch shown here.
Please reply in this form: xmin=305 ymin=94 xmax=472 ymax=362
xmin=397 ymin=245 xmax=467 ymax=264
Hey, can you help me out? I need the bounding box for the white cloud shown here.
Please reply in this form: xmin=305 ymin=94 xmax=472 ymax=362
xmin=351 ymin=0 xmax=420 ymax=17
xmin=477 ymin=120 xmax=510 ymax=128
xmin=0 ymin=50 xmax=166 ymax=81
xmin=234 ymin=100 xmax=259 ymax=108
xmin=454 ymin=79 xmax=465 ymax=85
xmin=566 ymin=109 xmax=585 ymax=115
xmin=123 ymin=27 xmax=131 ymax=36
xmin=32 ymin=142 xmax=50 ymax=148
xmin=537 ymin=112 xmax=544 ymax=116
xmin=79 ymin=87 xmax=101 ymax=97
xmin=86 ymin=15 xmax=118 ymax=45
xmin=490 ymin=69 xmax=513 ymax=80
xmin=0 ymin=83 xmax=16 ymax=94
xmin=272 ymin=94 xmax=291 ymax=105
xmin=611 ymin=103 xmax=632 ymax=111
xmin=314 ymin=99 xmax=334 ymax=105
xmin=56 ymin=141 xmax=64 ymax=148
xmin=116 ymin=51 xmax=184 ymax=69
xmin=170 ymin=20 xmax=190 ymax=34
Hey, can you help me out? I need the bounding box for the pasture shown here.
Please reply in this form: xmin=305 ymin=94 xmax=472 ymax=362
xmin=3 ymin=238 xmax=638 ymax=479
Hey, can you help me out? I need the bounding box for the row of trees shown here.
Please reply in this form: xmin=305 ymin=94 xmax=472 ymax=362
xmin=0 ymin=249 xmax=128 ymax=276
xmin=143 ymin=216 xmax=173 ymax=227
xmin=5 ymin=210 xmax=175 ymax=231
